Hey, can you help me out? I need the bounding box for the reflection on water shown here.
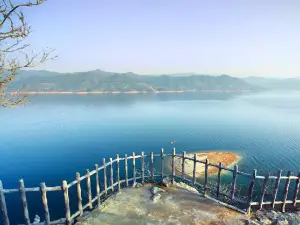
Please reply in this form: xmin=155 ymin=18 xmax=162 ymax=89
xmin=28 ymin=92 xmax=242 ymax=106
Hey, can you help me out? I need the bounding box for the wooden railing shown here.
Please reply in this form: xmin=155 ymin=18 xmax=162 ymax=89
xmin=0 ymin=148 xmax=300 ymax=225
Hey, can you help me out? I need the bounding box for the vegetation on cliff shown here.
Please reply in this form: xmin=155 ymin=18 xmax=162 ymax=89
xmin=8 ymin=70 xmax=262 ymax=93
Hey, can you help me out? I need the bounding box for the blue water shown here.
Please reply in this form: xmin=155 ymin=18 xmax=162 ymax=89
xmin=1 ymin=91 xmax=300 ymax=223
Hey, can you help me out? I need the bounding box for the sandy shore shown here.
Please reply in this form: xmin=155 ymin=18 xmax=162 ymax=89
xmin=9 ymin=90 xmax=185 ymax=95
xmin=173 ymin=151 xmax=240 ymax=177
xmin=9 ymin=90 xmax=251 ymax=95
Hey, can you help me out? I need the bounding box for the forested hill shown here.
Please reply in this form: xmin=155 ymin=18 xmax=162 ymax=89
xmin=243 ymin=77 xmax=300 ymax=91
xmin=7 ymin=70 xmax=262 ymax=92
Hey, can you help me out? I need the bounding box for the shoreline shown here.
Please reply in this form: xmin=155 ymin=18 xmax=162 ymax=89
xmin=9 ymin=90 xmax=252 ymax=95
xmin=169 ymin=151 xmax=241 ymax=177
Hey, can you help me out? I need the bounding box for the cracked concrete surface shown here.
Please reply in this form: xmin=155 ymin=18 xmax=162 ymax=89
xmin=76 ymin=183 xmax=249 ymax=225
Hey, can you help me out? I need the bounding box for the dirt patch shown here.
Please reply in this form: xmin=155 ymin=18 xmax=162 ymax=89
xmin=173 ymin=151 xmax=240 ymax=177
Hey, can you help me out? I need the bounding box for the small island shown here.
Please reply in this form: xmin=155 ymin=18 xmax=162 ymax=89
xmin=174 ymin=151 xmax=240 ymax=177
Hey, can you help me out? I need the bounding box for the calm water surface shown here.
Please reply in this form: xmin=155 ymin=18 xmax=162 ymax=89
xmin=0 ymin=91 xmax=300 ymax=223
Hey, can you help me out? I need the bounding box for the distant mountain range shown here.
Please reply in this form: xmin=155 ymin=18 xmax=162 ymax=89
xmin=6 ymin=70 xmax=300 ymax=93
xmin=243 ymin=77 xmax=300 ymax=91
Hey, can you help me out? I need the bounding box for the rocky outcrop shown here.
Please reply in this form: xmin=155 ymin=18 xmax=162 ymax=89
xmin=149 ymin=186 xmax=165 ymax=203
xmin=150 ymin=186 xmax=165 ymax=195
xmin=132 ymin=182 xmax=143 ymax=188
xmin=33 ymin=215 xmax=40 ymax=223
xmin=251 ymin=209 xmax=300 ymax=225
xmin=161 ymin=177 xmax=172 ymax=187
xmin=75 ymin=183 xmax=252 ymax=225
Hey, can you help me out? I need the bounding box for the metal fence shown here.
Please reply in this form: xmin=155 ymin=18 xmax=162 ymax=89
xmin=0 ymin=148 xmax=300 ymax=225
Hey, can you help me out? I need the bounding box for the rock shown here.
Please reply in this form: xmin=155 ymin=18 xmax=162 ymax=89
xmin=241 ymin=218 xmax=259 ymax=225
xmin=259 ymin=217 xmax=272 ymax=225
xmin=287 ymin=221 xmax=299 ymax=225
xmin=255 ymin=210 xmax=265 ymax=220
xmin=173 ymin=181 xmax=199 ymax=193
xmin=284 ymin=213 xmax=299 ymax=225
xmin=294 ymin=212 xmax=300 ymax=222
xmin=255 ymin=210 xmax=272 ymax=224
xmin=133 ymin=182 xmax=143 ymax=188
xmin=274 ymin=220 xmax=288 ymax=225
xmin=274 ymin=214 xmax=289 ymax=225
xmin=33 ymin=215 xmax=40 ymax=223
xmin=162 ymin=177 xmax=172 ymax=187
xmin=246 ymin=220 xmax=259 ymax=225
xmin=265 ymin=210 xmax=278 ymax=221
xmin=151 ymin=193 xmax=161 ymax=203
xmin=150 ymin=186 xmax=165 ymax=195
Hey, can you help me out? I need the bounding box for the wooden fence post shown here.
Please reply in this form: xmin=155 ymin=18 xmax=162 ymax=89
xmin=76 ymin=172 xmax=83 ymax=216
xmin=40 ymin=183 xmax=50 ymax=225
xmin=132 ymin=152 xmax=136 ymax=185
xmin=62 ymin=180 xmax=71 ymax=224
xmin=150 ymin=152 xmax=154 ymax=181
xmin=282 ymin=171 xmax=292 ymax=212
xmin=86 ymin=169 xmax=92 ymax=209
xmin=216 ymin=162 xmax=222 ymax=198
xmin=172 ymin=148 xmax=176 ymax=184
xmin=231 ymin=165 xmax=238 ymax=200
xmin=19 ymin=179 xmax=30 ymax=225
xmin=116 ymin=155 xmax=121 ymax=191
xmin=247 ymin=169 xmax=257 ymax=214
xmin=125 ymin=154 xmax=128 ymax=187
xmin=95 ymin=164 xmax=101 ymax=206
xmin=182 ymin=151 xmax=186 ymax=180
xmin=193 ymin=153 xmax=197 ymax=186
xmin=103 ymin=158 xmax=107 ymax=195
xmin=204 ymin=159 xmax=209 ymax=197
xmin=141 ymin=152 xmax=145 ymax=184
xmin=161 ymin=148 xmax=164 ymax=180
xmin=110 ymin=158 xmax=114 ymax=192
xmin=272 ymin=170 xmax=282 ymax=209
xmin=0 ymin=180 xmax=9 ymax=225
xmin=259 ymin=173 xmax=270 ymax=210
xmin=293 ymin=171 xmax=300 ymax=207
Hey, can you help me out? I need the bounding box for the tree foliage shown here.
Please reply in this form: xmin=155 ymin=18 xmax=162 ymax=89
xmin=0 ymin=0 xmax=54 ymax=107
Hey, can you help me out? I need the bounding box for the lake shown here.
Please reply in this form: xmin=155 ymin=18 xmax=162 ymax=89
xmin=1 ymin=91 xmax=300 ymax=223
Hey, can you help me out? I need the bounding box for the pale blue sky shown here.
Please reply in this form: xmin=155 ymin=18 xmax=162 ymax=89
xmin=25 ymin=0 xmax=300 ymax=77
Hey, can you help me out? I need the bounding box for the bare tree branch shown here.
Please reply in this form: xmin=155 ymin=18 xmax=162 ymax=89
xmin=0 ymin=0 xmax=44 ymax=27
xmin=0 ymin=0 xmax=55 ymax=107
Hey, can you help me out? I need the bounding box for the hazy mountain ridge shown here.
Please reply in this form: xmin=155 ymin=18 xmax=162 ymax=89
xmin=6 ymin=69 xmax=293 ymax=92
xmin=243 ymin=77 xmax=300 ymax=91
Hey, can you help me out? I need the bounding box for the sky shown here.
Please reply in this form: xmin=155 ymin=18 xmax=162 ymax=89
xmin=24 ymin=0 xmax=300 ymax=78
